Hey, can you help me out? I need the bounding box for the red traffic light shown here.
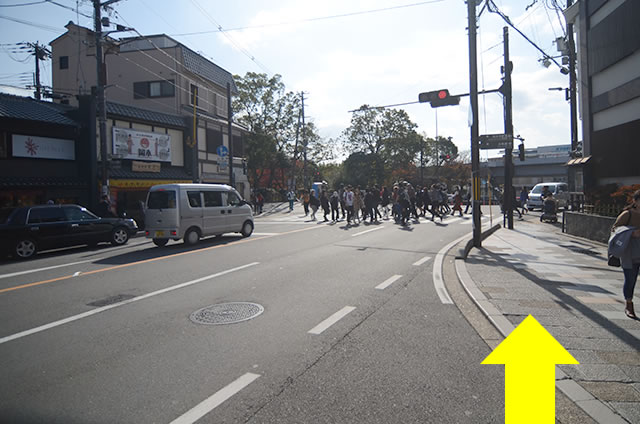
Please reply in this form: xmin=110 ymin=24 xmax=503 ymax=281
xmin=438 ymin=90 xmax=448 ymax=99
xmin=418 ymin=89 xmax=460 ymax=108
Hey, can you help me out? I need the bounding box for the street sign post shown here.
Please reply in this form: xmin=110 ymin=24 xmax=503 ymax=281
xmin=479 ymin=133 xmax=513 ymax=150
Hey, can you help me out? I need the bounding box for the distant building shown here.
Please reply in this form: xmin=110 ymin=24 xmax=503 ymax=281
xmin=482 ymin=144 xmax=570 ymax=190
xmin=564 ymin=0 xmax=640 ymax=190
xmin=49 ymin=23 xmax=249 ymax=199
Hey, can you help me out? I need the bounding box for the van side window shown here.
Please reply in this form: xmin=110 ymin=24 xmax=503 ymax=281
xmin=187 ymin=191 xmax=202 ymax=208
xmin=226 ymin=192 xmax=241 ymax=206
xmin=203 ymin=191 xmax=223 ymax=207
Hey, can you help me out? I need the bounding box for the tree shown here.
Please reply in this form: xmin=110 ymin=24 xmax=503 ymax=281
xmin=342 ymin=152 xmax=385 ymax=188
xmin=233 ymin=72 xmax=300 ymax=188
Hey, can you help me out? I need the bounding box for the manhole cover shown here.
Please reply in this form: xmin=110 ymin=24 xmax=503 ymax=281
xmin=190 ymin=302 xmax=264 ymax=325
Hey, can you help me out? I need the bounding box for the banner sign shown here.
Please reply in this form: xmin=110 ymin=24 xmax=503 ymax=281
xmin=132 ymin=161 xmax=161 ymax=173
xmin=12 ymin=135 xmax=75 ymax=160
xmin=109 ymin=179 xmax=191 ymax=189
xmin=113 ymin=127 xmax=171 ymax=162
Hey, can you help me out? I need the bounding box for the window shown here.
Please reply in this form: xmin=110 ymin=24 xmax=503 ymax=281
xmin=133 ymin=80 xmax=175 ymax=99
xmin=232 ymin=135 xmax=243 ymax=157
xmin=28 ymin=207 xmax=66 ymax=224
xmin=147 ymin=190 xmax=177 ymax=209
xmin=225 ymin=192 xmax=242 ymax=207
xmin=203 ymin=191 xmax=223 ymax=207
xmin=190 ymin=84 xmax=198 ymax=106
xmin=64 ymin=207 xmax=97 ymax=221
xmin=59 ymin=56 xmax=69 ymax=70
xmin=206 ymin=128 xmax=223 ymax=154
xmin=187 ymin=191 xmax=202 ymax=208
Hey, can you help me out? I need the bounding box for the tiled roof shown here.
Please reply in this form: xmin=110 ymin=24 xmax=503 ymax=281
xmin=107 ymin=166 xmax=193 ymax=181
xmin=182 ymin=48 xmax=237 ymax=93
xmin=0 ymin=94 xmax=79 ymax=127
xmin=107 ymin=101 xmax=187 ymax=128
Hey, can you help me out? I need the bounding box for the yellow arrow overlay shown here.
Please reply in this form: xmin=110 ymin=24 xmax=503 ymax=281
xmin=482 ymin=315 xmax=579 ymax=423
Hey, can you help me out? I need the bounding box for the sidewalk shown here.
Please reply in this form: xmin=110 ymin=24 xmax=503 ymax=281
xmin=454 ymin=217 xmax=640 ymax=423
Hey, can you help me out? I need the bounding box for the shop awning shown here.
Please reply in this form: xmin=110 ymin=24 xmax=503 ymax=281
xmin=0 ymin=176 xmax=88 ymax=188
xmin=567 ymin=156 xmax=591 ymax=166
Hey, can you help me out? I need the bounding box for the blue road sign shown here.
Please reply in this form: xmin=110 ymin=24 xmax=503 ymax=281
xmin=217 ymin=145 xmax=228 ymax=157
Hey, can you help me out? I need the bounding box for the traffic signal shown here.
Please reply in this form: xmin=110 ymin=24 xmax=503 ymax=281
xmin=518 ymin=143 xmax=525 ymax=161
xmin=418 ymin=89 xmax=460 ymax=108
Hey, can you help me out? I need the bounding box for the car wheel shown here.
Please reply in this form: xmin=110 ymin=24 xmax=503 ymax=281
xmin=111 ymin=227 xmax=130 ymax=246
xmin=153 ymin=238 xmax=168 ymax=247
xmin=14 ymin=238 xmax=37 ymax=259
xmin=241 ymin=221 xmax=253 ymax=237
xmin=184 ymin=228 xmax=200 ymax=245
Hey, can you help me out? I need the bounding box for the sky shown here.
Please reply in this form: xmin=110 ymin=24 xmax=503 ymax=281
xmin=0 ymin=0 xmax=577 ymax=160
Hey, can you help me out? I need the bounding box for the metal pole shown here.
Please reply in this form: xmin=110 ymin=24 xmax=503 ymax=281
xmin=301 ymin=92 xmax=307 ymax=189
xmin=468 ymin=0 xmax=481 ymax=247
xmin=227 ymin=82 xmax=234 ymax=188
xmin=94 ymin=0 xmax=108 ymax=196
xmin=503 ymin=26 xmax=514 ymax=230
xmin=34 ymin=44 xmax=42 ymax=100
xmin=567 ymin=0 xmax=578 ymax=153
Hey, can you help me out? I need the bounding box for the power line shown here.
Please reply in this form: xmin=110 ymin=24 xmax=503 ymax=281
xmin=0 ymin=1 xmax=47 ymax=7
xmin=0 ymin=14 xmax=62 ymax=32
xmin=171 ymin=0 xmax=447 ymax=37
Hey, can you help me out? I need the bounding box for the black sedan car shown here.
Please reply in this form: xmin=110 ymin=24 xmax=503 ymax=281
xmin=0 ymin=204 xmax=138 ymax=259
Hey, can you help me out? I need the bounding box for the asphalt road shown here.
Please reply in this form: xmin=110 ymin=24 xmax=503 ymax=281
xmin=0 ymin=207 xmax=506 ymax=423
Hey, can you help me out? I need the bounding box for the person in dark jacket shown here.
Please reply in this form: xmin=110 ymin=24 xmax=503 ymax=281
xmin=320 ymin=190 xmax=330 ymax=222
xmin=309 ymin=189 xmax=320 ymax=221
xmin=611 ymin=189 xmax=640 ymax=319
xmin=330 ymin=191 xmax=340 ymax=221
xmin=96 ymin=195 xmax=114 ymax=218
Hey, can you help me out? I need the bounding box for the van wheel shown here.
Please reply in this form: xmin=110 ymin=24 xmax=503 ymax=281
xmin=241 ymin=221 xmax=253 ymax=237
xmin=153 ymin=238 xmax=168 ymax=247
xmin=14 ymin=238 xmax=37 ymax=259
xmin=111 ymin=227 xmax=130 ymax=246
xmin=184 ymin=228 xmax=200 ymax=245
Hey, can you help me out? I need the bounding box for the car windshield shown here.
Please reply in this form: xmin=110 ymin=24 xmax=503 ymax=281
xmin=147 ymin=190 xmax=177 ymax=209
xmin=531 ymin=186 xmax=543 ymax=194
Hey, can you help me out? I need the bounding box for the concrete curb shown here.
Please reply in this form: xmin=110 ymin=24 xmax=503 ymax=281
xmin=452 ymin=229 xmax=629 ymax=424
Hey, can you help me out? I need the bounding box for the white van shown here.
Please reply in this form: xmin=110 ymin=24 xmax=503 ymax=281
xmin=144 ymin=184 xmax=253 ymax=247
xmin=527 ymin=182 xmax=569 ymax=211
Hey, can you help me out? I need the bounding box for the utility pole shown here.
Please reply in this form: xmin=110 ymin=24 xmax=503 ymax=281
xmin=31 ymin=43 xmax=50 ymax=100
xmin=301 ymin=92 xmax=308 ymax=189
xmin=291 ymin=108 xmax=301 ymax=190
xmin=503 ymin=26 xmax=514 ymax=230
xmin=93 ymin=0 xmax=124 ymax=197
xmin=467 ymin=0 xmax=481 ymax=248
xmin=566 ymin=0 xmax=578 ymax=153
xmin=227 ymin=82 xmax=234 ymax=188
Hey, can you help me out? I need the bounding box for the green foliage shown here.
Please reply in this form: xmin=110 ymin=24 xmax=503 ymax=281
xmin=343 ymin=152 xmax=385 ymax=188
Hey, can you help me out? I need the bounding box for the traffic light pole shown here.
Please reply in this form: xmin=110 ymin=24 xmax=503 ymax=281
xmin=467 ymin=0 xmax=481 ymax=248
xmin=503 ymin=26 xmax=514 ymax=230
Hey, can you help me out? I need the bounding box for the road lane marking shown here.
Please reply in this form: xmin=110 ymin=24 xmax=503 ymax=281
xmin=0 ymin=225 xmax=322 ymax=295
xmin=351 ymin=226 xmax=384 ymax=237
xmin=0 ymin=262 xmax=259 ymax=345
xmin=252 ymin=232 xmax=279 ymax=236
xmin=0 ymin=260 xmax=92 ymax=280
xmin=73 ymin=272 xmax=81 ymax=277
xmin=412 ymin=256 xmax=432 ymax=266
xmin=433 ymin=233 xmax=472 ymax=305
xmin=375 ymin=275 xmax=402 ymax=290
xmin=308 ymin=306 xmax=356 ymax=335
xmin=169 ymin=372 xmax=260 ymax=424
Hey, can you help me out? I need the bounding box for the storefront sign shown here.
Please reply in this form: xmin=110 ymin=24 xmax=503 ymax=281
xmin=12 ymin=135 xmax=75 ymax=160
xmin=109 ymin=179 xmax=191 ymax=189
xmin=132 ymin=161 xmax=161 ymax=173
xmin=113 ymin=127 xmax=171 ymax=162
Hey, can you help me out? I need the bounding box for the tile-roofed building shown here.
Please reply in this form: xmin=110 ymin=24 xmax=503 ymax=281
xmin=0 ymin=93 xmax=79 ymax=127
xmin=106 ymin=101 xmax=186 ymax=129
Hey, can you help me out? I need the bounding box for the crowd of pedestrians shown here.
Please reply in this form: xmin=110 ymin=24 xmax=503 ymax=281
xmin=288 ymin=182 xmax=471 ymax=226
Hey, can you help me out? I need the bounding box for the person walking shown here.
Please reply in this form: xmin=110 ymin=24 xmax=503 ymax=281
xmin=320 ymin=190 xmax=330 ymax=222
xmin=344 ymin=186 xmax=355 ymax=224
xmin=309 ymin=189 xmax=320 ymax=221
xmin=338 ymin=184 xmax=346 ymax=220
xmin=381 ymin=186 xmax=391 ymax=220
xmin=330 ymin=191 xmax=340 ymax=221
xmin=451 ymin=188 xmax=463 ymax=217
xmin=463 ymin=189 xmax=472 ymax=214
xmin=353 ymin=187 xmax=364 ymax=224
xmin=287 ymin=189 xmax=296 ymax=211
xmin=520 ymin=187 xmax=529 ymax=213
xmin=611 ymin=189 xmax=640 ymax=319
xmin=302 ymin=190 xmax=310 ymax=216
xmin=96 ymin=195 xmax=114 ymax=218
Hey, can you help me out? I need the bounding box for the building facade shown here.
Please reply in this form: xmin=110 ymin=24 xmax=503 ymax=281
xmin=565 ymin=0 xmax=640 ymax=189
xmin=49 ymin=23 xmax=249 ymax=199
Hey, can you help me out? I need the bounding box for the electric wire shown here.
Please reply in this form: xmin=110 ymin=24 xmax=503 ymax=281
xmin=0 ymin=1 xmax=47 ymax=7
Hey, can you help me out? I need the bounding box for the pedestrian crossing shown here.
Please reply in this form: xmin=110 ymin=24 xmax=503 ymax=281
xmin=256 ymin=212 xmax=496 ymax=227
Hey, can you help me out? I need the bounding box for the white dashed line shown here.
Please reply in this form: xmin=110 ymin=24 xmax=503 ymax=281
xmin=169 ymin=373 xmax=261 ymax=424
xmin=412 ymin=256 xmax=432 ymax=266
xmin=375 ymin=275 xmax=402 ymax=290
xmin=351 ymin=227 xmax=384 ymax=237
xmin=308 ymin=306 xmax=356 ymax=335
xmin=0 ymin=260 xmax=92 ymax=280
